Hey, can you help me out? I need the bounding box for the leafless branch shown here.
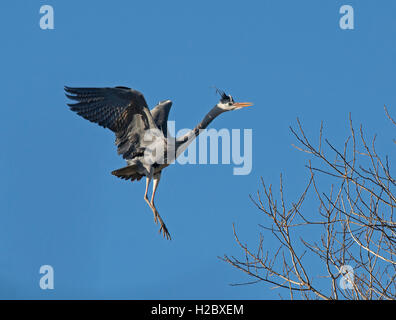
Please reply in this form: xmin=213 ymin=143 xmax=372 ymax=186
xmin=224 ymin=109 xmax=396 ymax=300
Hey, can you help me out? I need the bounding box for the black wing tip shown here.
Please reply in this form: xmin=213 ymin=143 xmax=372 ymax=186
xmin=67 ymin=103 xmax=79 ymax=109
xmin=65 ymin=86 xmax=132 ymax=95
xmin=65 ymin=94 xmax=76 ymax=100
xmin=115 ymin=86 xmax=131 ymax=90
xmin=64 ymin=86 xmax=102 ymax=94
xmin=64 ymin=86 xmax=77 ymax=96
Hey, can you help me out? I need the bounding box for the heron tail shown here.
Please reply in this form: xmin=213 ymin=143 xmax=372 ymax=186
xmin=111 ymin=165 xmax=143 ymax=181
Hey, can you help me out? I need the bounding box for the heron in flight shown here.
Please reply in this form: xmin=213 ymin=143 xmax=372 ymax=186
xmin=65 ymin=86 xmax=252 ymax=240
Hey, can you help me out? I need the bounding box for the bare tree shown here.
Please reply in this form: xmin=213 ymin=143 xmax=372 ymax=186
xmin=222 ymin=107 xmax=396 ymax=300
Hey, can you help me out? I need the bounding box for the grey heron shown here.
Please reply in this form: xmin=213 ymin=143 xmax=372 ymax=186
xmin=64 ymin=86 xmax=252 ymax=240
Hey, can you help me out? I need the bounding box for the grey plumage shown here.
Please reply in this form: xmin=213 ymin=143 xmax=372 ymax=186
xmin=150 ymin=100 xmax=173 ymax=137
xmin=65 ymin=86 xmax=158 ymax=160
xmin=65 ymin=85 xmax=252 ymax=240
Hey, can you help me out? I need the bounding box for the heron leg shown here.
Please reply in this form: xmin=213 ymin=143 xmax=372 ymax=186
xmin=143 ymin=173 xmax=171 ymax=240
xmin=144 ymin=176 xmax=158 ymax=223
xmin=150 ymin=173 xmax=161 ymax=209
xmin=150 ymin=173 xmax=171 ymax=240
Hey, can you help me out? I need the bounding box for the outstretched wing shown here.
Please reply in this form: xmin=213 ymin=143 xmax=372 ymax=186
xmin=150 ymin=100 xmax=173 ymax=137
xmin=65 ymin=86 xmax=159 ymax=159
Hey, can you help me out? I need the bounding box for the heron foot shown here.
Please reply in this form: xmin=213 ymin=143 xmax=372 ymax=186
xmin=152 ymin=207 xmax=171 ymax=240
xmin=159 ymin=221 xmax=171 ymax=240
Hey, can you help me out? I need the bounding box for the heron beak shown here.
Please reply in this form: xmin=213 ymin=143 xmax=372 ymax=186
xmin=233 ymin=102 xmax=253 ymax=109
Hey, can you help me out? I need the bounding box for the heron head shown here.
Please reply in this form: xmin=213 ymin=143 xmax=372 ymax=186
xmin=215 ymin=89 xmax=253 ymax=111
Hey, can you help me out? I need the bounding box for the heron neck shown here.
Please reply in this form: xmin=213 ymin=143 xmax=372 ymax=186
xmin=174 ymin=105 xmax=226 ymax=156
xmin=193 ymin=105 xmax=226 ymax=134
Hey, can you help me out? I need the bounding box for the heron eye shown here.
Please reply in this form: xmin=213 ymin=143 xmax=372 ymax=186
xmin=228 ymin=102 xmax=233 ymax=106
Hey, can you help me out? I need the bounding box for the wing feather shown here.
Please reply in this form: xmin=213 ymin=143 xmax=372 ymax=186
xmin=150 ymin=100 xmax=173 ymax=137
xmin=65 ymin=86 xmax=159 ymax=159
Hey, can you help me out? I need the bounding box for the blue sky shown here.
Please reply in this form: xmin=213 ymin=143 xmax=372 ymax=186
xmin=0 ymin=0 xmax=395 ymax=299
